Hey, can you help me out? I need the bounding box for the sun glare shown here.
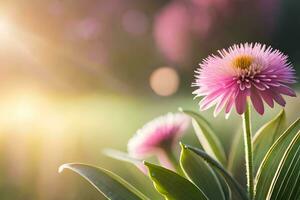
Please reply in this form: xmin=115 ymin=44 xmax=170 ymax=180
xmin=13 ymin=97 xmax=38 ymax=123
xmin=0 ymin=89 xmax=46 ymax=132
xmin=0 ymin=17 xmax=14 ymax=40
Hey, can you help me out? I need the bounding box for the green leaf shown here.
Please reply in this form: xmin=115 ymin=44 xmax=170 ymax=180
xmin=59 ymin=163 xmax=150 ymax=200
xmin=103 ymin=149 xmax=142 ymax=165
xmin=268 ymin=131 xmax=300 ymax=199
xmin=253 ymin=110 xmax=286 ymax=173
xmin=227 ymin=127 xmax=247 ymax=188
xmin=227 ymin=129 xmax=243 ymax=173
xmin=144 ymin=162 xmax=208 ymax=200
xmin=180 ymin=143 xmax=226 ymax=200
xmin=255 ymin=118 xmax=300 ymax=200
xmin=216 ymin=171 xmax=232 ymax=200
xmin=182 ymin=110 xmax=226 ymax=166
xmin=103 ymin=149 xmax=163 ymax=199
xmin=103 ymin=149 xmax=148 ymax=174
xmin=184 ymin=144 xmax=249 ymax=200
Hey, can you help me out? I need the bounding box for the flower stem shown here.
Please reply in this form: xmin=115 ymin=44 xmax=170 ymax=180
xmin=164 ymin=148 xmax=183 ymax=175
xmin=242 ymin=103 xmax=254 ymax=199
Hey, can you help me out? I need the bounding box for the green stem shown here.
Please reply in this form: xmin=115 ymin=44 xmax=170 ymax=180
xmin=164 ymin=148 xmax=183 ymax=175
xmin=242 ymin=103 xmax=254 ymax=199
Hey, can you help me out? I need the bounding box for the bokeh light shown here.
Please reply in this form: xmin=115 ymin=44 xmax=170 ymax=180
xmin=72 ymin=17 xmax=100 ymax=40
xmin=149 ymin=67 xmax=180 ymax=96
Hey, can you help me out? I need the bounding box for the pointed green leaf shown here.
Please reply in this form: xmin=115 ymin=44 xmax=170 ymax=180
xmin=103 ymin=149 xmax=148 ymax=174
xmin=255 ymin=118 xmax=300 ymax=200
xmin=268 ymin=131 xmax=300 ymax=199
xmin=216 ymin=171 xmax=232 ymax=200
xmin=227 ymin=129 xmax=242 ymax=173
xmin=103 ymin=149 xmax=163 ymax=199
xmin=59 ymin=163 xmax=150 ymax=200
xmin=180 ymin=143 xmax=226 ymax=200
xmin=184 ymin=144 xmax=249 ymax=200
xmin=144 ymin=162 xmax=208 ymax=200
xmin=253 ymin=110 xmax=286 ymax=172
xmin=103 ymin=149 xmax=142 ymax=165
xmin=227 ymin=128 xmax=247 ymax=188
xmin=182 ymin=110 xmax=226 ymax=166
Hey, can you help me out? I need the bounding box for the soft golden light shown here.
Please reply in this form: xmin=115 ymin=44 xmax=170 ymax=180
xmin=0 ymin=17 xmax=13 ymax=40
xmin=150 ymin=67 xmax=180 ymax=96
xmin=0 ymin=89 xmax=46 ymax=132
xmin=13 ymin=98 xmax=38 ymax=123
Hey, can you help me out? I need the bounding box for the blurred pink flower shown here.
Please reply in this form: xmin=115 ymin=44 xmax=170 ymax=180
xmin=122 ymin=10 xmax=149 ymax=36
xmin=154 ymin=0 xmax=230 ymax=63
xmin=193 ymin=43 xmax=296 ymax=116
xmin=128 ymin=113 xmax=190 ymax=169
xmin=154 ymin=2 xmax=192 ymax=63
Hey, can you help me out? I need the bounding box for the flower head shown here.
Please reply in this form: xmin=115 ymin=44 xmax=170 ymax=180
xmin=193 ymin=43 xmax=296 ymax=116
xmin=128 ymin=113 xmax=189 ymax=168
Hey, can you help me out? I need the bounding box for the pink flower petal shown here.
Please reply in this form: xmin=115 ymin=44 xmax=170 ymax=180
xmin=235 ymin=90 xmax=248 ymax=114
xmin=270 ymin=90 xmax=286 ymax=106
xmin=200 ymin=88 xmax=225 ymax=110
xmin=250 ymin=88 xmax=264 ymax=115
xmin=275 ymin=85 xmax=297 ymax=97
xmin=260 ymin=90 xmax=274 ymax=108
xmin=214 ymin=87 xmax=233 ymax=116
xmin=225 ymin=88 xmax=238 ymax=113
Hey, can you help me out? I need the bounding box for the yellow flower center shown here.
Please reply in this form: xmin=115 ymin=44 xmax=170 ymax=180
xmin=232 ymin=55 xmax=253 ymax=70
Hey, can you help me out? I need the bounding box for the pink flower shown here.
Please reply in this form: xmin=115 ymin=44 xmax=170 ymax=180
xmin=193 ymin=43 xmax=296 ymax=116
xmin=128 ymin=113 xmax=190 ymax=169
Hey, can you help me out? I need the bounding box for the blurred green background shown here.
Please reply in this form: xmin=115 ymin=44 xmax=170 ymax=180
xmin=0 ymin=0 xmax=299 ymax=199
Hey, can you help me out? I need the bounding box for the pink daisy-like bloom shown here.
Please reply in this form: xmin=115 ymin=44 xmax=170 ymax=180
xmin=128 ymin=113 xmax=190 ymax=169
xmin=193 ymin=43 xmax=296 ymax=116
